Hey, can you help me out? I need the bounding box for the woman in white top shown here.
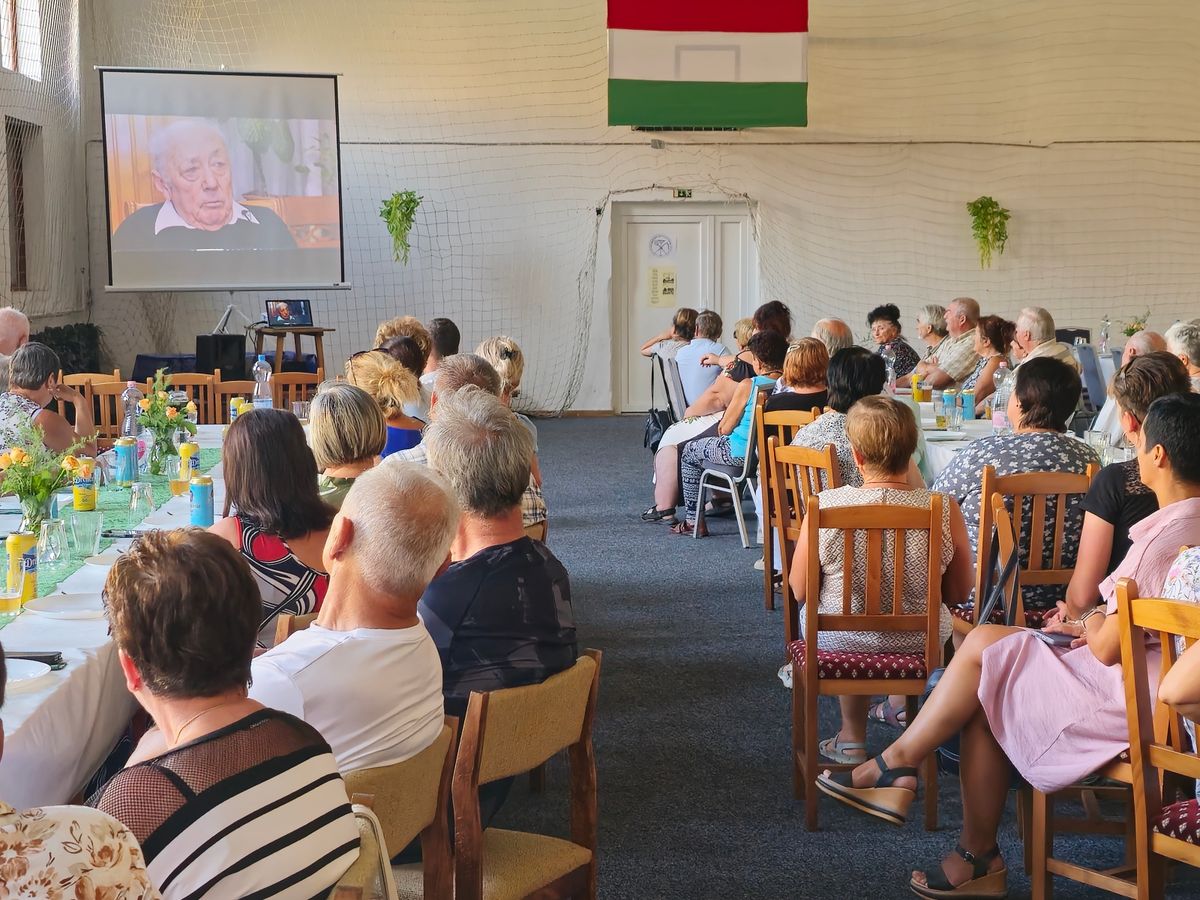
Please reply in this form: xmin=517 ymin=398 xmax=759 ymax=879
xmin=0 ymin=342 xmax=95 ymax=455
xmin=789 ymin=396 xmax=973 ymax=763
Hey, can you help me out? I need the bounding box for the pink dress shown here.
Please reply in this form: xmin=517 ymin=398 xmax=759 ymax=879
xmin=977 ymin=497 xmax=1200 ymax=793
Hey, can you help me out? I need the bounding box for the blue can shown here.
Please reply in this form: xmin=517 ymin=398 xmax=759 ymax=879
xmin=961 ymin=389 xmax=976 ymax=421
xmin=114 ymin=437 xmax=138 ymax=487
xmin=189 ymin=475 xmax=214 ymax=527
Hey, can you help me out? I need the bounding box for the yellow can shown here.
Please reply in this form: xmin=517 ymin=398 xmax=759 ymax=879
xmin=6 ymin=531 xmax=37 ymax=605
xmin=73 ymin=456 xmax=97 ymax=511
xmin=178 ymin=441 xmax=200 ymax=480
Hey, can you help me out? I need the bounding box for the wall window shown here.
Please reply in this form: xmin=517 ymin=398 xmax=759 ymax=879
xmin=0 ymin=0 xmax=41 ymax=81
xmin=6 ymin=116 xmax=41 ymax=292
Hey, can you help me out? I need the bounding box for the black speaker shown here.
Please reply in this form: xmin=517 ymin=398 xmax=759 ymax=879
xmin=197 ymin=333 xmax=246 ymax=380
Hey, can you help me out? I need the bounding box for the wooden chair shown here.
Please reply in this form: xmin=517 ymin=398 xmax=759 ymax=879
xmin=149 ymin=373 xmax=214 ymax=424
xmin=211 ymin=371 xmax=256 ymax=424
xmin=274 ymin=612 xmax=319 ymax=646
xmin=770 ymin=440 xmax=839 ymax=644
xmin=452 ymin=650 xmax=601 ymax=900
xmin=1118 ymin=578 xmax=1200 ymax=898
xmin=88 ymin=381 xmax=129 ymax=439
xmin=524 ymin=521 xmax=548 ymax=542
xmin=272 ymin=369 xmax=324 ymax=410
xmin=953 ymin=464 xmax=1098 ymax=635
xmin=326 ymin=798 xmax=400 ymax=900
xmin=791 ymin=495 xmax=943 ymax=831
xmin=757 ymin=405 xmax=821 ymax=611
xmin=349 ymin=720 xmax=457 ymax=900
xmin=56 ymin=370 xmax=121 ymax=418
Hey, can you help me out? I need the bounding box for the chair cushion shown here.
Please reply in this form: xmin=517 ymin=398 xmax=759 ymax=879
xmin=393 ymin=862 xmax=425 ymax=900
xmin=787 ymin=640 xmax=927 ymax=680
xmin=702 ymin=462 xmax=742 ymax=479
xmin=481 ymin=829 xmax=591 ymax=900
xmin=949 ymin=603 xmax=1051 ymax=628
xmin=1154 ymin=800 xmax=1200 ymax=845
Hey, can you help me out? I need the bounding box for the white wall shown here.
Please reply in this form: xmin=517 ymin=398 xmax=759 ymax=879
xmin=80 ymin=0 xmax=1200 ymax=410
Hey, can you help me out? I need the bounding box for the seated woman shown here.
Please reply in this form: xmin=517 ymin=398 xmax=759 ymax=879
xmin=766 ymin=338 xmax=828 ymax=412
xmin=309 ymin=382 xmax=387 ymax=510
xmin=959 ymin=315 xmax=1014 ymax=414
xmin=1158 ymin=545 xmax=1200 ymax=719
xmin=639 ymin=307 xmax=697 ymax=360
xmin=915 ymin=305 xmax=948 ymax=361
xmin=1058 ymin=352 xmax=1191 ymax=619
xmin=379 ymin=334 xmax=432 ymax=422
xmin=698 ymin=300 xmax=793 ymax=382
xmin=209 ymin=409 xmax=332 ymax=647
xmin=868 ymin=303 xmax=921 ymax=379
xmin=92 ymin=529 xmax=358 ymax=898
xmin=819 ymin=392 xmax=1200 ymax=898
xmin=674 ymin=330 xmax=787 ymax=536
xmin=476 ymin=335 xmax=548 ymax=540
xmin=0 ymin=342 xmax=95 ymax=455
xmin=345 ymin=349 xmax=424 ymax=456
xmin=790 ymin=397 xmax=973 ymax=763
xmin=932 ymin=356 xmax=1100 ymax=611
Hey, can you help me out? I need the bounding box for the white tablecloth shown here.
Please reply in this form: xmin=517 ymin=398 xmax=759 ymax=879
xmin=920 ymin=414 xmax=993 ymax=481
xmin=0 ymin=426 xmax=227 ymax=808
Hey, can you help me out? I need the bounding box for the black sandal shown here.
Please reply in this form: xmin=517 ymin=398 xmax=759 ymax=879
xmin=815 ymin=754 xmax=917 ymax=826
xmin=910 ymin=845 xmax=1007 ymax=899
xmin=640 ymin=505 xmax=677 ymax=523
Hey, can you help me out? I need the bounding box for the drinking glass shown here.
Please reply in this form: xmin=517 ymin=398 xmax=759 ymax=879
xmin=291 ymin=400 xmax=311 ymax=422
xmin=1084 ymin=430 xmax=1110 ymax=453
xmin=38 ymin=520 xmax=68 ymax=580
xmin=129 ymin=482 xmax=155 ymax=520
xmin=946 ymin=403 xmax=963 ymax=430
xmin=169 ymin=477 xmax=190 ymax=498
xmin=69 ymin=511 xmax=104 ymax=557
xmin=0 ymin=581 xmax=21 ymax=625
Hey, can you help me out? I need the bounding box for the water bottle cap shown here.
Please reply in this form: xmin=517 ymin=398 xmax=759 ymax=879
xmin=257 ymin=354 xmax=266 ymax=361
xmin=127 ymin=380 xmax=136 ymax=387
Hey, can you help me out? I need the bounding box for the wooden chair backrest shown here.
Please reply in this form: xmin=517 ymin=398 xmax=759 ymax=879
xmin=149 ymin=373 xmax=215 ymax=425
xmin=274 ymin=611 xmax=319 ymax=646
xmin=211 ymin=371 xmax=256 ymax=424
xmin=452 ymin=650 xmax=601 ymax=900
xmin=59 ymin=369 xmax=120 ymax=387
xmin=757 ymin=404 xmax=821 ymax=516
xmin=88 ymin=381 xmax=128 ymax=439
xmin=773 ymin=440 xmax=841 ymax=643
xmin=272 ymin=370 xmax=324 ymax=409
xmin=1117 ymin=578 xmax=1200 ymax=868
xmin=972 ymin=464 xmax=1098 ymax=617
xmin=802 ymin=495 xmax=944 ymax=673
xmin=989 ymin=495 xmax=1027 ymax=624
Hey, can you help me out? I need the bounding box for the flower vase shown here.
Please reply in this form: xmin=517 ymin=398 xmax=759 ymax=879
xmin=18 ymin=495 xmax=53 ymax=534
xmin=148 ymin=434 xmax=178 ymax=477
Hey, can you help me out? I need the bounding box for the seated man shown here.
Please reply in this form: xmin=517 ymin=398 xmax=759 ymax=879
xmin=249 ymin=463 xmax=456 ymax=771
xmin=1092 ymin=330 xmax=1166 ymax=447
xmin=674 ymin=309 xmax=729 ymax=405
xmin=419 ymin=387 xmax=577 ymax=718
xmin=811 ymin=317 xmax=855 ymax=355
xmin=910 ymin=296 xmax=980 ymax=389
xmin=422 ymin=316 xmax=461 ymax=390
xmin=0 ymin=306 xmax=29 ymax=392
xmin=384 ymin=352 xmax=500 ymax=466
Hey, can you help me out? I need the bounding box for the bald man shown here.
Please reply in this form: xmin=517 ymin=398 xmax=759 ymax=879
xmin=0 ymin=306 xmax=29 ymax=392
xmin=1093 ymin=330 xmax=1167 ymax=447
xmin=811 ymin=318 xmax=854 ymax=355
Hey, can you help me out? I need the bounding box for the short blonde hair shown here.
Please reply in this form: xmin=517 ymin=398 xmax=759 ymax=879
xmin=846 ymin=395 xmax=917 ymax=475
xmin=345 ymin=350 xmax=421 ymax=418
xmin=732 ymin=318 xmax=754 ymax=349
xmin=475 ymin=335 xmax=525 ymax=396
xmin=374 ymin=316 xmax=432 ymax=360
xmin=783 ymin=338 xmax=828 ymax=389
xmin=309 ymin=382 xmax=387 ymax=469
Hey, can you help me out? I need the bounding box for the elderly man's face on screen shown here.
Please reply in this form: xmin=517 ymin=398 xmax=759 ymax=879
xmin=151 ymin=124 xmax=234 ymax=231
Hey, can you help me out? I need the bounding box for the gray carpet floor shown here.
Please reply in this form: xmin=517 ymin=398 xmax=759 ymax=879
xmin=492 ymin=415 xmax=1199 ymax=899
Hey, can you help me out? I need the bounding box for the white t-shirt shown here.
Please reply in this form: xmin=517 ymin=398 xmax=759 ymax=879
xmin=419 ymin=370 xmax=437 ymax=391
xmin=249 ymin=621 xmax=445 ymax=772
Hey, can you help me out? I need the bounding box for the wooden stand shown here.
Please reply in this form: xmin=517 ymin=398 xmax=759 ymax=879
xmin=254 ymin=326 xmax=335 ymax=375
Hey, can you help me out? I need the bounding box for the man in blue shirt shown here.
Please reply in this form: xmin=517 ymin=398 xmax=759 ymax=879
xmin=674 ymin=309 xmax=731 ymax=406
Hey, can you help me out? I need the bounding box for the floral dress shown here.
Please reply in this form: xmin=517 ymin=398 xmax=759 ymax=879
xmin=877 ymin=338 xmax=921 ymax=378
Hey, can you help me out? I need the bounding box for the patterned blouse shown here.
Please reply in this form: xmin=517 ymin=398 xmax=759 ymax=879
xmin=805 ymin=486 xmax=954 ymax=653
xmin=789 ymin=411 xmax=862 ymax=489
xmin=235 ymin=517 xmax=329 ymax=648
xmin=0 ymin=800 xmax=158 ymax=898
xmin=931 ymin=431 xmax=1100 ymax=607
xmin=876 ymin=338 xmax=921 ymax=379
xmin=0 ymin=392 xmax=43 ymax=453
xmin=961 ymin=354 xmax=997 ymax=393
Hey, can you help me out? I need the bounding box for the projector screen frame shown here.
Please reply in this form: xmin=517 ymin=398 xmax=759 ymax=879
xmin=97 ymin=66 xmax=350 ymax=293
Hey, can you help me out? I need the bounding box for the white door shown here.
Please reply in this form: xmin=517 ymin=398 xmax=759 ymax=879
xmin=613 ymin=202 xmax=756 ymax=413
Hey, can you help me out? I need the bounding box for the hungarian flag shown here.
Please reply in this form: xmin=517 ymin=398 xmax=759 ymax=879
xmin=607 ymin=1 xmax=808 ymax=128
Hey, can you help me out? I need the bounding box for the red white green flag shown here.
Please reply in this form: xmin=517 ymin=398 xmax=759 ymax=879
xmin=607 ymin=0 xmax=808 ymax=128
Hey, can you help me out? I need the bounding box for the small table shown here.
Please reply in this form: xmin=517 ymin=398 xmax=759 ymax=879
xmin=254 ymin=327 xmax=336 ymax=375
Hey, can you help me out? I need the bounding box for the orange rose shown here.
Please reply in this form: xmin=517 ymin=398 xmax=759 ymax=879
xmin=138 ymin=398 xmax=151 ymax=411
xmin=165 ymin=406 xmax=179 ymax=419
xmin=60 ymin=455 xmax=79 ymax=472
xmin=0 ymin=453 xmax=11 ymax=470
xmin=9 ymin=448 xmax=27 ymax=465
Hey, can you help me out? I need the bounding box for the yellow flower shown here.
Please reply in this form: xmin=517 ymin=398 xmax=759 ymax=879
xmin=157 ymin=391 xmax=169 ymax=401
xmin=185 ymin=401 xmax=197 ymax=413
xmin=138 ymin=398 xmax=151 ymax=411
xmin=165 ymin=406 xmax=179 ymax=419
xmin=60 ymin=455 xmax=79 ymax=472
xmin=77 ymin=462 xmax=94 ymax=479
xmin=0 ymin=453 xmax=11 ymax=470
xmin=9 ymin=447 xmax=27 ymax=465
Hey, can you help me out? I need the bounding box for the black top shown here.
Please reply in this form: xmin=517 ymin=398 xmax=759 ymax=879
xmin=1079 ymin=459 xmax=1159 ymax=577
xmin=765 ymin=390 xmax=828 ymax=414
xmin=727 ymin=358 xmax=755 ymax=382
xmin=112 ymin=203 xmax=298 ymax=251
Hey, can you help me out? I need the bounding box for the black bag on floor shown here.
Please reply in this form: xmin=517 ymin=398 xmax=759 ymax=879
xmin=643 ymin=356 xmax=676 ymax=454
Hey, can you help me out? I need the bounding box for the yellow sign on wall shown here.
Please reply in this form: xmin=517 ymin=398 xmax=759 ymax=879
xmin=648 ymin=266 xmax=677 ymax=308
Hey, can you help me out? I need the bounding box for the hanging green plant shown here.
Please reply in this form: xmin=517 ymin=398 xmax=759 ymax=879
xmin=379 ymin=191 xmax=423 ymax=264
xmin=965 ymin=196 xmax=1011 ymax=269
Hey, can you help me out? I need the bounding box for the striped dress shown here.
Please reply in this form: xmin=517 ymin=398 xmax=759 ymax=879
xmin=92 ymin=709 xmax=358 ymax=900
xmin=234 ymin=517 xmax=329 ymax=647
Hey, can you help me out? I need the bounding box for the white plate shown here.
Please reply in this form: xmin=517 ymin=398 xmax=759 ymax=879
xmin=924 ymin=431 xmax=968 ymax=442
xmin=5 ymin=658 xmax=51 ymax=690
xmin=84 ymin=552 xmax=123 ymax=568
xmin=24 ymin=593 xmax=105 ymax=619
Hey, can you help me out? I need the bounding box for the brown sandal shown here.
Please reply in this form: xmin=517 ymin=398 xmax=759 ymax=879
xmin=669 ymin=520 xmax=708 ymax=537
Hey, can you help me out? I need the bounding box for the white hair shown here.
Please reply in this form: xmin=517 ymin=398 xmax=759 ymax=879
xmin=339 ymin=463 xmax=460 ymax=600
xmin=1167 ymin=321 xmax=1200 ymax=366
xmin=916 ymin=304 xmax=947 ymax=337
xmin=1017 ymin=306 xmax=1056 ymax=343
xmin=947 ymin=297 xmax=980 ymax=325
xmin=0 ymin=306 xmax=29 ymax=355
xmin=149 ymin=119 xmax=226 ymax=176
xmin=1126 ymin=330 xmax=1166 ymax=357
xmin=811 ymin=318 xmax=854 ymax=355
xmin=424 ymin=386 xmax=533 ymax=518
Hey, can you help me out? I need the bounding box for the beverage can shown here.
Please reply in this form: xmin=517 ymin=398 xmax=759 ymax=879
xmin=73 ymin=457 xmax=97 ymax=511
xmin=229 ymin=397 xmax=241 ymax=423
xmin=190 ymin=475 xmax=215 ymax=527
xmin=178 ymin=441 xmax=200 ymax=480
xmin=6 ymin=531 xmax=37 ymax=606
xmin=961 ymin=389 xmax=976 ymax=420
xmin=114 ymin=437 xmax=138 ymax=487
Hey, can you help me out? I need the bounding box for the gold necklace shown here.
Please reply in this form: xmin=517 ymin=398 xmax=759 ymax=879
xmin=170 ymin=699 xmax=243 ymax=747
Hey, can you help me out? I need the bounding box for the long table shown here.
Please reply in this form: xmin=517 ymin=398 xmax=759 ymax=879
xmin=0 ymin=426 xmax=227 ymax=808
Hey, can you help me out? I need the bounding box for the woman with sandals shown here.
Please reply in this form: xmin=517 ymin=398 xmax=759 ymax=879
xmin=818 ymin=392 xmax=1200 ymax=900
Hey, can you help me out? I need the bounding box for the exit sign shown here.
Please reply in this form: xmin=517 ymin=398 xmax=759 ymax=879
xmin=673 ymin=188 xmax=693 ymax=199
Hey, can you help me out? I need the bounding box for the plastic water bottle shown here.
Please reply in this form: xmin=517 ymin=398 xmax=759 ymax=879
xmin=119 ymin=381 xmax=144 ymax=438
xmin=991 ymin=362 xmax=1010 ymax=431
xmin=251 ymin=355 xmax=273 ymax=410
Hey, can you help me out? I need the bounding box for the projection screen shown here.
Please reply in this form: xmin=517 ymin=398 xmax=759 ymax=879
xmin=100 ymin=68 xmax=345 ymax=291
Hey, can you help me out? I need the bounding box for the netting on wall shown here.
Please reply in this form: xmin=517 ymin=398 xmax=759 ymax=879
xmin=0 ymin=0 xmax=83 ymax=320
